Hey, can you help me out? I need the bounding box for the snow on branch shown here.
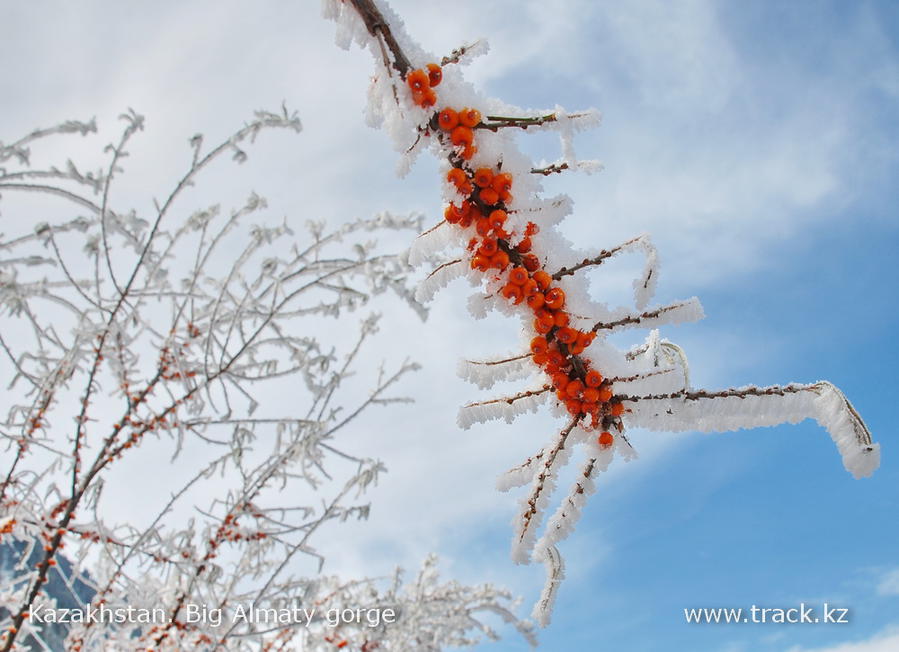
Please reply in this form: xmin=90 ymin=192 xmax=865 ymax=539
xmin=330 ymin=0 xmax=880 ymax=631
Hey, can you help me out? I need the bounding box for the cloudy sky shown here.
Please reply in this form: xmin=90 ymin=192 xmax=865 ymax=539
xmin=4 ymin=1 xmax=898 ymax=650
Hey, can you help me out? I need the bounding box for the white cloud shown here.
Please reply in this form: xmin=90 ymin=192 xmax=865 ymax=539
xmin=876 ymin=568 xmax=899 ymax=596
xmin=786 ymin=626 xmax=899 ymax=652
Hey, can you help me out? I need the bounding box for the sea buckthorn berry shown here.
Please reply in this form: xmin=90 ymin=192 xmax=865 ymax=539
xmin=426 ymin=63 xmax=442 ymax=86
xmin=536 ymin=309 xmax=555 ymax=329
xmin=417 ymin=88 xmax=437 ymax=108
xmin=544 ymin=287 xmax=566 ymax=310
xmin=582 ymin=401 xmax=599 ymax=416
xmin=509 ymin=266 xmax=529 ymax=286
xmin=478 ymin=238 xmax=498 ymax=256
xmin=501 ymin=283 xmax=524 ymax=304
xmin=530 ymin=336 xmax=549 ymax=355
xmin=459 ymin=107 xmax=481 ymax=127
xmin=576 ymin=331 xmax=596 ymax=349
xmin=598 ymin=431 xmax=614 ymax=448
xmin=453 ymin=201 xmax=472 ymax=220
xmin=570 ymin=341 xmax=586 ymax=355
xmin=461 ymin=144 xmax=478 ymax=160
xmin=533 ymin=270 xmax=552 ymax=290
xmin=444 ymin=205 xmax=460 ymax=224
xmin=438 ymin=108 xmax=459 ymax=130
xmin=451 ymin=126 xmax=474 ymax=147
xmin=556 ymin=326 xmax=577 ymax=344
xmin=566 ymin=399 xmax=583 ymax=415
xmin=488 ymin=209 xmax=507 ymax=229
xmin=610 ymin=402 xmax=625 ymax=417
xmin=597 ymin=386 xmax=613 ymax=403
xmin=552 ymin=373 xmax=570 ymax=390
xmin=585 ymin=369 xmax=603 ymax=387
xmin=406 ymin=69 xmax=429 ymax=92
xmin=474 ymin=168 xmax=494 ymax=188
xmin=582 ymin=387 xmax=600 ymax=403
xmin=476 ymin=218 xmax=492 ymax=237
xmin=527 ymin=292 xmax=545 ymax=310
xmin=516 ymin=237 xmax=532 ymax=253
xmin=459 ymin=212 xmax=473 ymax=228
xmin=525 ymin=222 xmax=540 ymax=236
xmin=533 ymin=352 xmax=549 ymax=366
xmin=522 ymin=254 xmax=540 ymax=272
xmin=522 ymin=278 xmax=539 ymax=297
xmin=534 ymin=318 xmax=553 ymax=334
xmin=566 ymin=379 xmax=584 ymax=399
xmin=447 ymin=167 xmax=467 ymax=188
xmin=490 ymin=250 xmax=510 ymax=269
xmin=547 ymin=349 xmax=565 ymax=367
xmin=480 ymin=187 xmax=500 ymax=206
xmin=471 ymin=255 xmax=490 ymax=272
xmin=553 ymin=311 xmax=569 ymax=327
xmin=491 ymin=172 xmax=513 ymax=194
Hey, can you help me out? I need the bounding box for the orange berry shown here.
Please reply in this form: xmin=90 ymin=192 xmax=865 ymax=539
xmin=471 ymin=255 xmax=490 ymax=271
xmin=426 ymin=63 xmax=442 ymax=87
xmin=610 ymin=402 xmax=625 ymax=417
xmin=451 ymin=126 xmax=474 ymax=147
xmin=547 ymin=349 xmax=565 ymax=367
xmin=534 ymin=318 xmax=553 ymax=334
xmin=447 ymin=167 xmax=467 ymax=188
xmin=478 ymin=238 xmax=498 ymax=256
xmin=536 ymin=309 xmax=556 ymax=329
xmin=527 ymin=292 xmax=545 ymax=310
xmin=461 ymin=144 xmax=478 ymax=160
xmin=474 ymin=167 xmax=494 ymax=188
xmin=552 ymin=372 xmax=570 ymax=390
xmin=576 ymin=331 xmax=595 ymax=350
xmin=490 ymin=250 xmax=510 ymax=269
xmin=533 ymin=270 xmax=552 ymax=290
xmin=585 ymin=369 xmax=603 ymax=387
xmin=566 ymin=399 xmax=583 ymax=415
xmin=566 ymin=379 xmax=584 ymax=399
xmin=598 ymin=431 xmax=614 ymax=448
xmin=582 ymin=401 xmax=599 ymax=416
xmin=406 ymin=69 xmax=429 ymax=92
xmin=570 ymin=341 xmax=586 ymax=355
xmin=553 ymin=311 xmax=569 ymax=327
xmin=509 ymin=266 xmax=529 ymax=286
xmin=525 ymin=221 xmax=540 ymax=236
xmin=516 ymin=236 xmax=532 ymax=253
xmin=501 ymin=283 xmax=524 ymax=304
xmin=597 ymin=386 xmax=613 ymax=403
xmin=582 ymin=387 xmax=600 ymax=403
xmin=492 ymin=172 xmax=513 ymax=195
xmin=417 ymin=88 xmax=437 ymax=108
xmin=530 ymin=336 xmax=549 ymax=355
xmin=438 ymin=107 xmax=459 ymax=130
xmin=556 ymin=326 xmax=577 ymax=344
xmin=480 ymin=187 xmax=500 ymax=206
xmin=544 ymin=287 xmax=565 ymax=310
xmin=488 ymin=209 xmax=507 ymax=230
xmin=522 ymin=278 xmax=539 ymax=297
xmin=474 ymin=218 xmax=491 ymax=237
xmin=459 ymin=107 xmax=481 ymax=127
xmin=522 ymin=254 xmax=540 ymax=272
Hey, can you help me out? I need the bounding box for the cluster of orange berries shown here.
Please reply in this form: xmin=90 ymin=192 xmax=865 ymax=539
xmin=411 ymin=63 xmax=622 ymax=448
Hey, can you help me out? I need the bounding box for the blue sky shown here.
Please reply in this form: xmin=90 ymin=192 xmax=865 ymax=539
xmin=4 ymin=1 xmax=898 ymax=651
